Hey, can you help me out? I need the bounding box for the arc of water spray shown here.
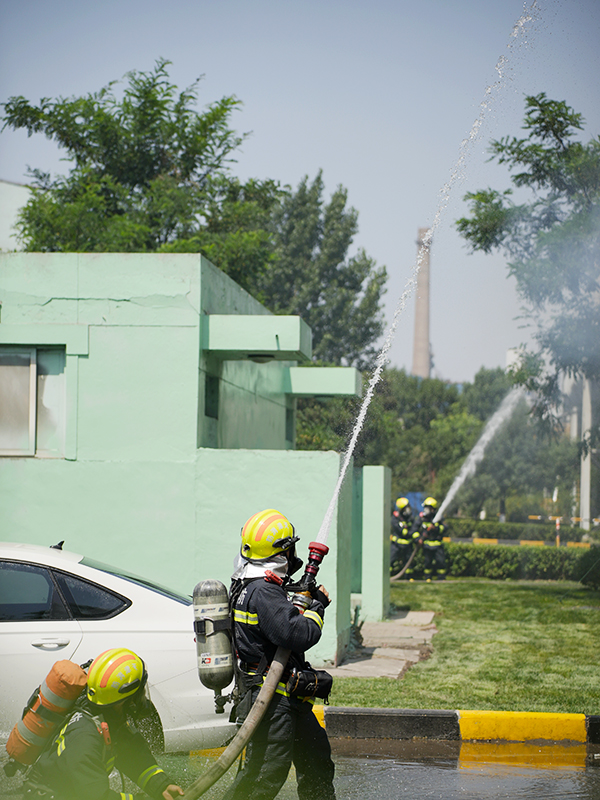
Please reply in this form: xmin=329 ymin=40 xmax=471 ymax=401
xmin=433 ymin=387 xmax=526 ymax=522
xmin=315 ymin=1 xmax=539 ymax=546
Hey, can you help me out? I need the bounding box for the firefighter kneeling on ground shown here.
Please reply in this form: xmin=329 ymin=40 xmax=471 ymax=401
xmin=224 ymin=509 xmax=336 ymax=800
xmin=417 ymin=497 xmax=447 ymax=581
xmin=23 ymin=648 xmax=183 ymax=800
xmin=390 ymin=497 xmax=418 ymax=578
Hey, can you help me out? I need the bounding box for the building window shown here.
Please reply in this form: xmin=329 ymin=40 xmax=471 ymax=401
xmin=205 ymin=374 xmax=220 ymax=419
xmin=0 ymin=347 xmax=66 ymax=457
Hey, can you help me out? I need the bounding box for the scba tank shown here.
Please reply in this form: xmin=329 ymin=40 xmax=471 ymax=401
xmin=193 ymin=579 xmax=234 ymax=711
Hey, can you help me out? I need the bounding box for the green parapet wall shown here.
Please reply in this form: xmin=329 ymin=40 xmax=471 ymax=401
xmin=190 ymin=448 xmax=352 ymax=666
xmin=359 ymin=465 xmax=391 ymax=621
xmin=0 ymin=252 xmax=374 ymax=664
xmin=351 ymin=468 xmax=364 ymax=594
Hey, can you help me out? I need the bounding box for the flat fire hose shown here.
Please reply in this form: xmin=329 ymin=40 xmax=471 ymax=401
xmin=390 ymin=541 xmax=421 ymax=582
xmin=181 ymin=646 xmax=290 ymax=800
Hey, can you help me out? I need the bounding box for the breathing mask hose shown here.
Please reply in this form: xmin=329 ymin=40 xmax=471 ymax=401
xmin=182 ymin=542 xmax=329 ymax=800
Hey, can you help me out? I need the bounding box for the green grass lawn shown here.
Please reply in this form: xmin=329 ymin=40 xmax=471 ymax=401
xmin=329 ymin=579 xmax=600 ymax=715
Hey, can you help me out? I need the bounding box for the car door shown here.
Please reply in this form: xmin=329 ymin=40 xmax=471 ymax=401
xmin=53 ymin=569 xmax=232 ymax=751
xmin=0 ymin=560 xmax=83 ymax=740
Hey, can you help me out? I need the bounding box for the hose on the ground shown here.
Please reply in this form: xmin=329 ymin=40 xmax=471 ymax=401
xmin=181 ymin=647 xmax=290 ymax=800
xmin=390 ymin=541 xmax=421 ymax=582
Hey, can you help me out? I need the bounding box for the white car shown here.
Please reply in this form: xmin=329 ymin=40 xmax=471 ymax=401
xmin=0 ymin=542 xmax=236 ymax=754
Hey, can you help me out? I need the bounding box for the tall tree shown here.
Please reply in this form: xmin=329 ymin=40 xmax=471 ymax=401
xmin=456 ymin=94 xmax=600 ymax=441
xmin=3 ymin=66 xmax=387 ymax=361
xmin=297 ymin=367 xmax=483 ymax=500
xmin=454 ymin=399 xmax=579 ymax=521
xmin=255 ymin=172 xmax=387 ymax=369
xmin=2 ymin=61 xmax=250 ymax=257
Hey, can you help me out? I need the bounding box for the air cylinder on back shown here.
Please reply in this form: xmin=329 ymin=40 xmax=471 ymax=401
xmin=193 ymin=580 xmax=234 ymax=713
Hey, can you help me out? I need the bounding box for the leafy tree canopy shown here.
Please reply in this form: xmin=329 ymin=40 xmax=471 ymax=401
xmin=454 ymin=399 xmax=579 ymax=521
xmin=298 ymin=367 xmax=500 ymax=499
xmin=256 ymin=172 xmax=387 ymax=368
xmin=456 ymin=94 xmax=600 ymax=436
xmin=2 ymin=62 xmax=387 ymax=368
xmin=2 ymin=59 xmax=247 ymax=256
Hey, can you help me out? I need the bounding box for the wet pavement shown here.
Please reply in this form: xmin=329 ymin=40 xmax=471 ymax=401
xmin=140 ymin=740 xmax=600 ymax=800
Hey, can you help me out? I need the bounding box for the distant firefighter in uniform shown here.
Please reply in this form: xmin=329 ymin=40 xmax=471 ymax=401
xmin=390 ymin=497 xmax=417 ymax=577
xmin=416 ymin=497 xmax=447 ymax=581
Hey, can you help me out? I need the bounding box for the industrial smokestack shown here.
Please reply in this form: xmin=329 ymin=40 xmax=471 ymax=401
xmin=412 ymin=227 xmax=431 ymax=379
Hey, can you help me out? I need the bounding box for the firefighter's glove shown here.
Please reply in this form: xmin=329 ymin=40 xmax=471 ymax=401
xmin=314 ymin=585 xmax=331 ymax=608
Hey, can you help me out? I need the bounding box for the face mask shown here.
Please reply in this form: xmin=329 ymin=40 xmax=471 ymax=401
xmin=288 ymin=554 xmax=304 ymax=576
xmin=126 ymin=679 xmax=152 ymax=719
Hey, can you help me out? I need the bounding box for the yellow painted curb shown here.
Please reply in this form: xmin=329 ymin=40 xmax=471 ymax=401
xmin=519 ymin=540 xmax=545 ymax=546
xmin=458 ymin=742 xmax=587 ymax=769
xmin=458 ymin=710 xmax=586 ymax=742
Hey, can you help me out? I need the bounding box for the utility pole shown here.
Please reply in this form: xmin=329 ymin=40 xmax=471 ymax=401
xmin=412 ymin=227 xmax=431 ymax=379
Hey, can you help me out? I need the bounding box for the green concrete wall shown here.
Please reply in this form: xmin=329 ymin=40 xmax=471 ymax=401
xmin=192 ymin=449 xmax=352 ymax=666
xmin=351 ymin=468 xmax=363 ymax=594
xmin=0 ymin=449 xmax=350 ymax=664
xmin=359 ymin=465 xmax=391 ymax=621
xmin=0 ymin=252 xmax=367 ymax=662
xmin=198 ymin=259 xmax=294 ymax=450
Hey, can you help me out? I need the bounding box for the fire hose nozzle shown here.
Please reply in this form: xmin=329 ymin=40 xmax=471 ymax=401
xmin=287 ymin=541 xmax=329 ymax=598
xmin=291 ymin=592 xmax=313 ymax=612
xmin=305 ymin=541 xmax=329 ymax=572
xmin=290 ymin=542 xmax=329 ymax=611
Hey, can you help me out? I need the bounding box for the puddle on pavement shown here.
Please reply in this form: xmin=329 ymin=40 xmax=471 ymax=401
xmin=4 ymin=739 xmax=600 ymax=799
xmin=159 ymin=739 xmax=600 ymax=800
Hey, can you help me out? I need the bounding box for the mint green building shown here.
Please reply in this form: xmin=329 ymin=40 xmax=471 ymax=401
xmin=0 ymin=253 xmax=390 ymax=664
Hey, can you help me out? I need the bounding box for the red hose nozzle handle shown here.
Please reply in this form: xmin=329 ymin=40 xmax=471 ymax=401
xmin=308 ymin=541 xmax=329 ymax=559
xmin=288 ymin=541 xmax=329 ymax=595
xmin=303 ymin=542 xmax=329 ymax=580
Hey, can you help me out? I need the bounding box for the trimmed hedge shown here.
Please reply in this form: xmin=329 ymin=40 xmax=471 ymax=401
xmin=405 ymin=542 xmax=586 ymax=581
xmin=577 ymin=546 xmax=600 ymax=589
xmin=445 ymin=517 xmax=584 ymax=543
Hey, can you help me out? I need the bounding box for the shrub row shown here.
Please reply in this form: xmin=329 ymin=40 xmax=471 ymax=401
xmin=404 ymin=542 xmax=600 ymax=582
xmin=445 ymin=517 xmax=584 ymax=543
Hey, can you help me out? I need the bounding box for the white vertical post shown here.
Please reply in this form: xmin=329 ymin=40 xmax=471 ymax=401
xmin=412 ymin=228 xmax=431 ymax=379
xmin=580 ymin=378 xmax=592 ymax=532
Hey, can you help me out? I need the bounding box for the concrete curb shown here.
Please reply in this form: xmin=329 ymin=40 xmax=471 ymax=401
xmin=314 ymin=706 xmax=600 ymax=744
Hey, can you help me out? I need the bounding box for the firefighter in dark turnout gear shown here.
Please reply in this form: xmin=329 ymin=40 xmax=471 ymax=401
xmin=416 ymin=497 xmax=447 ymax=581
xmin=390 ymin=497 xmax=417 ymax=577
xmin=24 ymin=649 xmax=182 ymax=800
xmin=224 ymin=509 xmax=336 ymax=800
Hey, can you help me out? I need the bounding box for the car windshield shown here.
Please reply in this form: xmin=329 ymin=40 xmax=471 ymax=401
xmin=80 ymin=558 xmax=192 ymax=605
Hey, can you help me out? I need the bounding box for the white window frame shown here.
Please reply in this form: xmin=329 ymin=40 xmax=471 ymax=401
xmin=0 ymin=348 xmax=37 ymax=456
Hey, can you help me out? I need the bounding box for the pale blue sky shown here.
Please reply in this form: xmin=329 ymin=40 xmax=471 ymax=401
xmin=1 ymin=0 xmax=598 ymax=382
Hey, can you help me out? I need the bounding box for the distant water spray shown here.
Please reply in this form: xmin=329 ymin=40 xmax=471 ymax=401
xmin=434 ymin=388 xmax=526 ymax=522
xmin=315 ymin=2 xmax=539 ymax=546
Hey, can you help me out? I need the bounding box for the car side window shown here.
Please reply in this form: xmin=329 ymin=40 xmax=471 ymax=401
xmin=0 ymin=561 xmax=70 ymax=621
xmin=52 ymin=571 xmax=130 ymax=619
